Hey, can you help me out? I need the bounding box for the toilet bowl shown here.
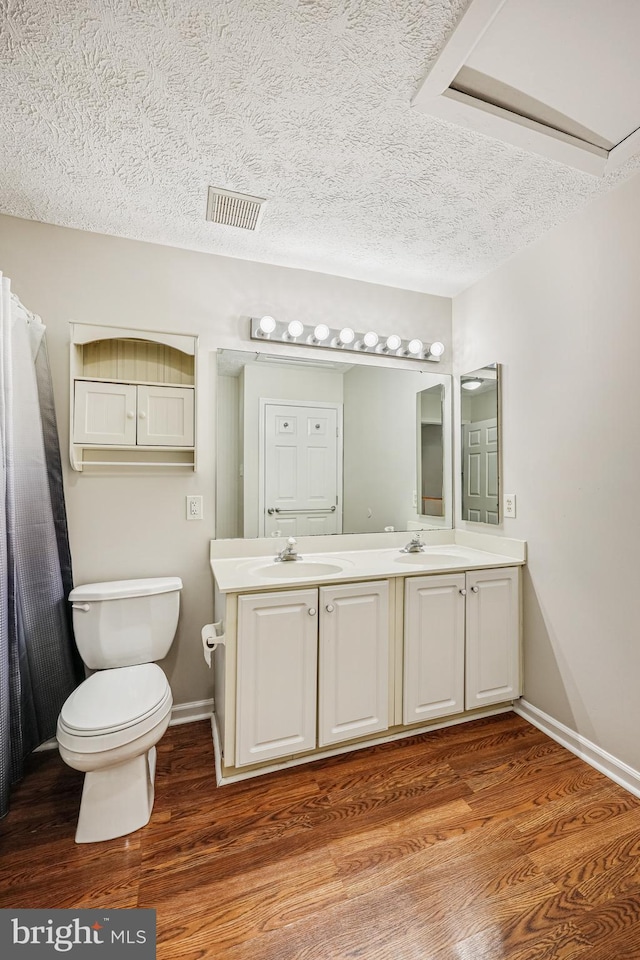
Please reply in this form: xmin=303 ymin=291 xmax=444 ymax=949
xmin=57 ymin=577 xmax=182 ymax=843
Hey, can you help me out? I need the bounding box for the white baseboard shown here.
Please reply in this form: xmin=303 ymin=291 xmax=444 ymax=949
xmin=170 ymin=699 xmax=213 ymax=726
xmin=514 ymin=699 xmax=640 ymax=799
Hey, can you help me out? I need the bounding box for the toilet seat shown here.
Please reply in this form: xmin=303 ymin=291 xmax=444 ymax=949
xmin=57 ymin=663 xmax=172 ymax=754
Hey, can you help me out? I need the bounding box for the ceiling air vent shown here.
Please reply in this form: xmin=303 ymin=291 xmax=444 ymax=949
xmin=206 ymin=186 xmax=266 ymax=231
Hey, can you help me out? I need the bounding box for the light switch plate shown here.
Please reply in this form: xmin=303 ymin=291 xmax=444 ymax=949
xmin=186 ymin=495 xmax=203 ymax=520
xmin=503 ymin=494 xmax=516 ymax=518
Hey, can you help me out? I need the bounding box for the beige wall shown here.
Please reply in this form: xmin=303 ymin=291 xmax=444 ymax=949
xmin=0 ymin=213 xmax=451 ymax=707
xmin=454 ymin=170 xmax=640 ymax=770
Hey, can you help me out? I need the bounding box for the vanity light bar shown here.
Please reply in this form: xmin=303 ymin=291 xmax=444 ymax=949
xmin=250 ymin=317 xmax=444 ymax=361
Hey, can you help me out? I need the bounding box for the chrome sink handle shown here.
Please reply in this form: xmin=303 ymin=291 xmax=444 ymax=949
xmin=275 ymin=537 xmax=303 ymax=562
xmin=400 ymin=534 xmax=426 ymax=554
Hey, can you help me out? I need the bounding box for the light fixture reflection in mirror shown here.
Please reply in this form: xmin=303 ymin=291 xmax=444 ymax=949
xmin=460 ymin=363 xmax=500 ymax=525
xmin=215 ymin=349 xmax=452 ymax=539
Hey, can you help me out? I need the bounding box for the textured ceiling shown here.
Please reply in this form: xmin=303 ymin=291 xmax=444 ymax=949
xmin=1 ymin=0 xmax=639 ymax=296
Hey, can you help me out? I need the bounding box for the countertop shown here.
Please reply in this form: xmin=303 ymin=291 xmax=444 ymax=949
xmin=210 ymin=542 xmax=525 ymax=594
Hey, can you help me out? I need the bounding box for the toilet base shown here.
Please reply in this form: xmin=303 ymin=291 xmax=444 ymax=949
xmin=75 ymin=746 xmax=157 ymax=844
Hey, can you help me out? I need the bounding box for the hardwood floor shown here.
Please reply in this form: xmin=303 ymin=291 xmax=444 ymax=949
xmin=2 ymin=713 xmax=640 ymax=958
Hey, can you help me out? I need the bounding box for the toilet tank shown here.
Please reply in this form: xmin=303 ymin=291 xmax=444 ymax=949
xmin=69 ymin=577 xmax=183 ymax=670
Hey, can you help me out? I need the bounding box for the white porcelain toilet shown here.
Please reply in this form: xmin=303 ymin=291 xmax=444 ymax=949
xmin=56 ymin=576 xmax=182 ymax=844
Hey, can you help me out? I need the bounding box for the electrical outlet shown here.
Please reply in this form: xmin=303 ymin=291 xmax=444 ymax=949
xmin=412 ymin=490 xmax=417 ymax=508
xmin=186 ymin=495 xmax=203 ymax=520
xmin=503 ymin=494 xmax=516 ymax=518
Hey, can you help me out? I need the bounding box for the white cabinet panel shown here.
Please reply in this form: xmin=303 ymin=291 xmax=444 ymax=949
xmin=73 ymin=382 xmax=194 ymax=448
xmin=69 ymin=325 xmax=197 ymax=470
xmin=236 ymin=590 xmax=318 ymax=767
xmin=465 ymin=567 xmax=520 ymax=709
xmin=137 ymin=385 xmax=194 ymax=447
xmin=404 ymin=574 xmax=466 ymax=724
xmin=319 ymin=580 xmax=390 ymax=747
xmin=73 ymin=381 xmax=137 ymax=445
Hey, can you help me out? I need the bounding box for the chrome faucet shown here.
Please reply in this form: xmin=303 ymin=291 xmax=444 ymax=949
xmin=275 ymin=537 xmax=303 ymax=562
xmin=401 ymin=534 xmax=425 ymax=554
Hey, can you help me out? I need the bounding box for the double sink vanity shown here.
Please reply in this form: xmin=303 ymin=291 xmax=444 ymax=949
xmin=209 ymin=348 xmax=523 ymax=783
xmin=208 ymin=531 xmax=526 ymax=783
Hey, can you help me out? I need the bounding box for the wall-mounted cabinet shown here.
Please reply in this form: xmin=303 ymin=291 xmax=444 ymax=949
xmin=70 ymin=323 xmax=197 ymax=471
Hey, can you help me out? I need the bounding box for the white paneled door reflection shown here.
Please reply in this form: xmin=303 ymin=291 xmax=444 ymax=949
xmin=262 ymin=401 xmax=342 ymax=536
xmin=462 ymin=418 xmax=498 ymax=524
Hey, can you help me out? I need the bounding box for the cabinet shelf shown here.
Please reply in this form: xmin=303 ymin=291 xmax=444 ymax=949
xmin=70 ymin=323 xmax=198 ymax=472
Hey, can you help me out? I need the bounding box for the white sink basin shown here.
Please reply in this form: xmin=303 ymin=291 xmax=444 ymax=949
xmin=249 ymin=560 xmax=348 ymax=579
xmin=395 ymin=552 xmax=464 ymax=565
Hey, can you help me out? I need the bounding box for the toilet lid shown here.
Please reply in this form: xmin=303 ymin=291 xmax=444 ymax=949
xmin=60 ymin=663 xmax=170 ymax=735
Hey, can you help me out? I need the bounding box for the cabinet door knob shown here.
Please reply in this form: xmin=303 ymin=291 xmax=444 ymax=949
xmin=126 ymin=411 xmax=135 ymax=419
xmin=459 ymin=588 xmax=467 ymax=596
xmin=325 ymin=604 xmax=334 ymax=613
xmin=471 ymin=585 xmax=479 ymax=593
xmin=139 ymin=411 xmax=147 ymax=420
xmin=308 ymin=608 xmax=317 ymax=617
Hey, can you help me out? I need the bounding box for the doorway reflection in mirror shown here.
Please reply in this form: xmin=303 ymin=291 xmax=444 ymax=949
xmin=417 ymin=385 xmax=444 ymax=517
xmin=216 ymin=349 xmax=452 ymax=539
xmin=461 ymin=364 xmax=500 ymax=525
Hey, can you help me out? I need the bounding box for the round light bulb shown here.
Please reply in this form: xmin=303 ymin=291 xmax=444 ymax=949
xmin=287 ymin=320 xmax=304 ymax=338
xmin=313 ymin=323 xmax=330 ymax=342
xmin=429 ymin=340 xmax=445 ymax=357
xmin=363 ymin=331 xmax=379 ymax=348
xmin=258 ymin=315 xmax=276 ymax=335
xmin=385 ymin=334 xmax=401 ymax=351
xmin=462 ymin=378 xmax=483 ymax=391
xmin=338 ymin=327 xmax=355 ymax=345
xmin=407 ymin=338 xmax=423 ymax=355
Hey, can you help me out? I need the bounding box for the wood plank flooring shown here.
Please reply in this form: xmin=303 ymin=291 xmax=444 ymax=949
xmin=2 ymin=713 xmax=640 ymax=958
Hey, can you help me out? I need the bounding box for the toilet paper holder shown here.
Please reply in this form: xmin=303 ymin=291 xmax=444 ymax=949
xmin=201 ymin=621 xmax=225 ymax=667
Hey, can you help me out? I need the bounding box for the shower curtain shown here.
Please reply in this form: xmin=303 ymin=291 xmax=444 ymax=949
xmin=0 ymin=273 xmax=83 ymax=819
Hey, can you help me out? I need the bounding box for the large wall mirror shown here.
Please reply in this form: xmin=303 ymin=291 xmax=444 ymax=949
xmin=460 ymin=363 xmax=500 ymax=525
xmin=216 ymin=349 xmax=452 ymax=539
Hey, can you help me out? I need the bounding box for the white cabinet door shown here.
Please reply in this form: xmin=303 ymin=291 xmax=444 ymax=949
xmin=318 ymin=580 xmax=389 ymax=747
xmin=466 ymin=567 xmax=520 ymax=709
xmin=404 ymin=574 xmax=466 ymax=725
xmin=236 ymin=589 xmax=318 ymax=767
xmin=73 ymin=381 xmax=137 ymax=445
xmin=137 ymin=385 xmax=194 ymax=447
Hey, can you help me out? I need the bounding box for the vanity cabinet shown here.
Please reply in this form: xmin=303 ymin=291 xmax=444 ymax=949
xmin=403 ymin=566 xmax=520 ymax=725
xmin=403 ymin=574 xmax=465 ymax=724
xmin=212 ymin=550 xmax=523 ymax=782
xmin=69 ymin=322 xmax=197 ymax=470
xmin=235 ymin=580 xmax=391 ymax=767
xmin=465 ymin=567 xmax=520 ymax=709
xmin=319 ymin=580 xmax=389 ymax=747
xmin=236 ymin=589 xmax=318 ymax=767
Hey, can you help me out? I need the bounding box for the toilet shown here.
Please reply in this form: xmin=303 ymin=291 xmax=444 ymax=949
xmin=56 ymin=576 xmax=182 ymax=844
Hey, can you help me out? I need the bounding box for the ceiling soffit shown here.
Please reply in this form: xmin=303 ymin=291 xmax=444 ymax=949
xmin=412 ymin=0 xmax=640 ymax=176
